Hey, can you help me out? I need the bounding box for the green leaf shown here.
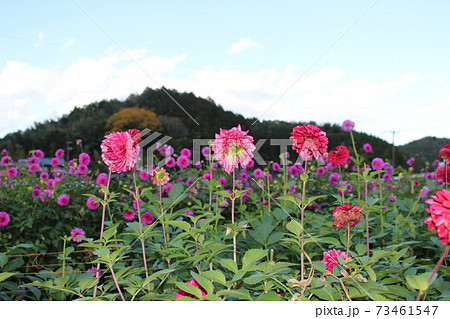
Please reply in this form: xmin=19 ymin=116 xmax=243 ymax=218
xmin=243 ymin=274 xmax=265 ymax=285
xmin=202 ymin=270 xmax=227 ymax=287
xmin=219 ymin=258 xmax=238 ymax=273
xmin=102 ymin=224 xmax=118 ymax=241
xmin=365 ymin=267 xmax=377 ymax=281
xmin=0 ymin=272 xmax=16 ymax=283
xmin=406 ymin=273 xmax=430 ymax=292
xmin=167 ymin=220 xmax=192 ymax=233
xmin=203 ymin=294 xmax=222 ymax=301
xmin=78 ymin=277 xmax=99 ymax=292
xmin=355 ymin=243 xmax=367 ymax=256
xmin=141 ymin=268 xmax=177 ymax=287
xmin=191 ymin=272 xmax=215 ymax=295
xmin=54 ymin=276 xmax=70 ymax=287
xmin=175 ymin=282 xmax=203 ymax=299
xmin=256 ymin=291 xmax=284 ymax=301
xmin=242 ymin=249 xmax=268 ymax=269
xmin=169 ymin=183 xmax=184 ymax=199
xmin=286 ymin=219 xmax=303 ymax=237
xmin=0 ymin=254 xmax=8 ymax=268
xmin=277 ymin=195 xmax=301 ymax=207
xmin=216 ymin=289 xmax=252 ymax=300
xmin=314 ymin=284 xmax=337 ymax=301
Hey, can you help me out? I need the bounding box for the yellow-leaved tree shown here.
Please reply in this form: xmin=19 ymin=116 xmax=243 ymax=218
xmin=105 ymin=107 xmax=162 ymax=133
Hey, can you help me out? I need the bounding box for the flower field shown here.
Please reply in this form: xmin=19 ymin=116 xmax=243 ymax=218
xmin=0 ymin=122 xmax=449 ymax=301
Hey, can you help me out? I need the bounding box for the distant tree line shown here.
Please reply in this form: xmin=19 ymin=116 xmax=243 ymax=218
xmin=0 ymin=87 xmax=408 ymax=169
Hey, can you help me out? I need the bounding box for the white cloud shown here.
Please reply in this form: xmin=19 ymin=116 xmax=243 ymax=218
xmin=60 ymin=37 xmax=76 ymax=51
xmin=34 ymin=31 xmax=43 ymax=47
xmin=227 ymin=38 xmax=262 ymax=55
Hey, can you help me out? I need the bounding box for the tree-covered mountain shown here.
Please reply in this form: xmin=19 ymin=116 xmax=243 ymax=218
xmin=400 ymin=136 xmax=450 ymax=168
xmin=0 ymin=87 xmax=408 ymax=168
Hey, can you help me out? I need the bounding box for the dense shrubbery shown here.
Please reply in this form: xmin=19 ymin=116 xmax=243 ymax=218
xmin=0 ymin=125 xmax=448 ymax=301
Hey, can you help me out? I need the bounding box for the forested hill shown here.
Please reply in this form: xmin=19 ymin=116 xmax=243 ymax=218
xmin=0 ymin=87 xmax=406 ymax=167
xmin=400 ymin=136 xmax=450 ymax=168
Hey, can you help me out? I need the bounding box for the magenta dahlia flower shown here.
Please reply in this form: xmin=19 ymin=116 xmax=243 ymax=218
xmin=322 ymin=249 xmax=349 ymax=272
xmin=217 ymin=177 xmax=228 ymax=187
xmin=141 ymin=212 xmax=155 ymax=225
xmin=78 ymin=153 xmax=91 ymax=165
xmin=0 ymin=212 xmax=11 ymax=227
xmin=96 ymin=173 xmax=108 ymax=186
xmin=177 ymin=155 xmax=190 ymax=169
xmin=70 ymin=227 xmax=85 ymax=243
xmin=290 ymin=124 xmax=328 ymax=160
xmin=6 ymin=167 xmax=18 ymax=178
xmin=57 ymin=194 xmax=70 ymax=206
xmin=253 ymin=168 xmax=263 ymax=178
xmin=424 ymin=189 xmax=450 ymax=245
xmin=363 ymin=143 xmax=373 ymax=153
xmin=165 ymin=157 xmax=175 ymax=168
xmin=50 ymin=157 xmax=60 ymax=168
xmin=33 ymin=149 xmax=44 ymax=159
xmin=180 ymin=148 xmax=191 ymax=158
xmin=332 ymin=203 xmax=362 ymax=229
xmin=40 ymin=172 xmax=49 ymax=181
xmin=123 ymin=209 xmax=136 ymax=221
xmin=371 ymin=158 xmax=384 ymax=171
xmin=328 ymin=145 xmax=350 ymax=166
xmin=139 ymin=169 xmax=150 ymax=181
xmin=272 ymin=162 xmax=281 ymax=171
xmin=341 ymin=120 xmax=355 ymax=132
xmin=100 ymin=130 xmax=140 ymax=173
xmin=211 ymin=125 xmax=256 ymax=174
xmin=77 ymin=164 xmax=88 ymax=175
xmin=176 ymin=279 xmax=208 ymax=299
xmin=151 ymin=167 xmax=170 ymax=187
xmin=1 ymin=156 xmax=12 ymax=166
xmin=55 ymin=149 xmax=65 ymax=159
xmin=86 ymin=197 xmax=100 ymax=210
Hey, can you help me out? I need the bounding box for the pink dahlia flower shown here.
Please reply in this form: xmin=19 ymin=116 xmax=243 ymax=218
xmin=341 ymin=120 xmax=355 ymax=132
xmin=1 ymin=149 xmax=7 ymax=156
xmin=70 ymin=227 xmax=85 ymax=243
xmin=424 ymin=189 xmax=450 ymax=245
xmin=141 ymin=212 xmax=155 ymax=225
xmin=77 ymin=164 xmax=88 ymax=175
xmin=28 ymin=163 xmax=40 ymax=174
xmin=201 ymin=146 xmax=210 ymax=158
xmin=86 ymin=197 xmax=100 ymax=210
xmin=33 ymin=149 xmax=44 ymax=159
xmin=79 ymin=153 xmax=91 ymax=165
xmin=180 ymin=148 xmax=191 ymax=158
xmin=332 ymin=203 xmax=362 ymax=229
xmin=139 ymin=169 xmax=150 ymax=181
xmin=322 ymin=249 xmax=349 ymax=272
xmin=50 ymin=157 xmax=60 ymax=168
xmin=96 ymin=173 xmax=108 ymax=186
xmin=438 ymin=144 xmax=450 ymax=164
xmin=363 ymin=143 xmax=373 ymax=153
xmin=100 ymin=130 xmax=140 ymax=173
xmin=55 ymin=149 xmax=65 ymax=159
xmin=7 ymin=167 xmax=18 ymax=178
xmin=40 ymin=172 xmax=49 ymax=181
xmin=328 ymin=145 xmax=350 ymax=166
xmin=40 ymin=189 xmax=53 ymax=202
xmin=290 ymin=124 xmax=328 ymax=160
xmin=217 ymin=177 xmax=228 ymax=187
xmin=316 ymin=167 xmax=326 ymax=175
xmin=211 ymin=125 xmax=256 ymax=174
xmin=0 ymin=212 xmax=11 ymax=227
xmin=436 ymin=165 xmax=450 ymax=184
xmin=272 ymin=162 xmax=281 ymax=171
xmin=1 ymin=156 xmax=12 ymax=166
xmin=253 ymin=168 xmax=263 ymax=178
xmin=176 ymin=279 xmax=208 ymax=299
xmin=123 ymin=209 xmax=136 ymax=221
xmin=165 ymin=157 xmax=176 ymax=168
xmin=328 ymin=172 xmax=340 ymax=184
xmin=371 ymin=158 xmax=384 ymax=171
xmin=57 ymin=194 xmax=70 ymax=206
xmin=151 ymin=167 xmax=170 ymax=186
xmin=32 ymin=188 xmax=41 ymax=198
xmin=177 ymin=155 xmax=190 ymax=169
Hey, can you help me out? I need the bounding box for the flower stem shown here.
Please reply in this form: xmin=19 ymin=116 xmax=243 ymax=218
xmin=300 ymin=159 xmax=308 ymax=281
xmin=364 ymin=179 xmax=370 ymax=257
xmin=417 ymin=245 xmax=449 ymax=301
xmin=93 ymin=169 xmax=111 ymax=298
xmin=109 ymin=265 xmax=125 ymax=301
xmin=347 ymin=224 xmax=350 ymax=256
xmin=349 ymin=130 xmax=362 ymax=200
xmin=232 ymin=169 xmax=237 ymax=263
xmin=132 ymin=169 xmax=151 ymax=293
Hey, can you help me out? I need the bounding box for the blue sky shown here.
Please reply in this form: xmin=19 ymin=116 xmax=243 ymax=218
xmin=1 ymin=0 xmax=449 ymax=145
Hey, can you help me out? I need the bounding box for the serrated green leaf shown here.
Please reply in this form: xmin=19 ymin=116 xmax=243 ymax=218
xmin=219 ymin=258 xmax=238 ymax=273
xmin=406 ymin=273 xmax=430 ymax=292
xmin=175 ymin=282 xmax=203 ymax=299
xmin=167 ymin=220 xmax=192 ymax=233
xmin=202 ymin=270 xmax=227 ymax=286
xmin=191 ymin=272 xmax=214 ymax=295
xmin=286 ymin=219 xmax=303 ymax=237
xmin=242 ymin=249 xmax=268 ymax=269
xmin=54 ymin=276 xmax=70 ymax=287
xmin=78 ymin=277 xmax=99 ymax=291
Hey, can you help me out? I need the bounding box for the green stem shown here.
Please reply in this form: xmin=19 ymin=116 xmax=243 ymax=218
xmin=417 ymin=245 xmax=449 ymax=301
xmin=364 ymin=180 xmax=370 ymax=257
xmin=232 ymin=169 xmax=237 ymax=263
xmin=300 ymin=159 xmax=308 ymax=282
xmin=109 ymin=265 xmax=125 ymax=301
xmin=349 ymin=130 xmax=362 ymax=200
